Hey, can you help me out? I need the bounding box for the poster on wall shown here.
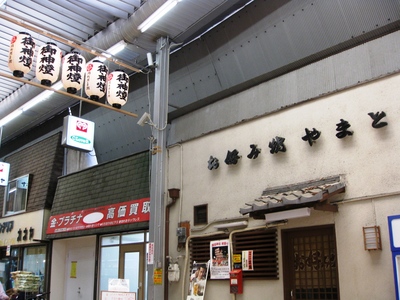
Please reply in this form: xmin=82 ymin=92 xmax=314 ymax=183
xmin=210 ymin=239 xmax=230 ymax=279
xmin=187 ymin=261 xmax=210 ymax=300
xmin=242 ymin=250 xmax=254 ymax=271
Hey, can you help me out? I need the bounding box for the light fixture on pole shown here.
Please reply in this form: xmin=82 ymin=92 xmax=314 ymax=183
xmin=265 ymin=207 xmax=311 ymax=223
xmin=138 ymin=0 xmax=181 ymax=32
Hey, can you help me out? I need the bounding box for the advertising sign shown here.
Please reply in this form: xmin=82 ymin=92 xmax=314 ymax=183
xmin=0 ymin=162 xmax=10 ymax=187
xmin=61 ymin=115 xmax=95 ymax=152
xmin=46 ymin=197 xmax=150 ymax=234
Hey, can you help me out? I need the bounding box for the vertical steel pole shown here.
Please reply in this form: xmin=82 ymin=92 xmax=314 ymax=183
xmin=147 ymin=36 xmax=170 ymax=300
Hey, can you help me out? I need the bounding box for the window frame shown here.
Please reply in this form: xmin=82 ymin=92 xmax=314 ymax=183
xmin=194 ymin=204 xmax=208 ymax=225
xmin=3 ymin=174 xmax=30 ymax=216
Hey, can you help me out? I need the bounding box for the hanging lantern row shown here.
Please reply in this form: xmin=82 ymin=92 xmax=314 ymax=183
xmin=7 ymin=32 xmax=129 ymax=108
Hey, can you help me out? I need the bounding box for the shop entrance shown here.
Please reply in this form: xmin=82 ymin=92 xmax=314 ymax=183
xmin=282 ymin=225 xmax=340 ymax=300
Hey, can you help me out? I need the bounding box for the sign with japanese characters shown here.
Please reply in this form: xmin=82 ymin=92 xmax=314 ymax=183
xmin=46 ymin=197 xmax=150 ymax=234
xmin=101 ymin=291 xmax=136 ymax=300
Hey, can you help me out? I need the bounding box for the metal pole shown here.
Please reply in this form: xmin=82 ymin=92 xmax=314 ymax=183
xmin=147 ymin=36 xmax=170 ymax=300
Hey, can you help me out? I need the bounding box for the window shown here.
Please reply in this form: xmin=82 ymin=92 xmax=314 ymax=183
xmin=194 ymin=204 xmax=208 ymax=225
xmin=4 ymin=174 xmax=30 ymax=216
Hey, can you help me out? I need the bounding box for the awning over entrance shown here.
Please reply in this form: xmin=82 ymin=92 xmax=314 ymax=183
xmin=240 ymin=176 xmax=345 ymax=219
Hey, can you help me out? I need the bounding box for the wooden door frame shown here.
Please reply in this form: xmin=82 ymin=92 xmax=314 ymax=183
xmin=119 ymin=243 xmax=146 ymax=300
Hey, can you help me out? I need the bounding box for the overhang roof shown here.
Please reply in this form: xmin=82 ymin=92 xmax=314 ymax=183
xmin=240 ymin=176 xmax=345 ymax=219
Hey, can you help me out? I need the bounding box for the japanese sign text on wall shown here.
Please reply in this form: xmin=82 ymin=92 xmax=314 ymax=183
xmin=46 ymin=198 xmax=150 ymax=234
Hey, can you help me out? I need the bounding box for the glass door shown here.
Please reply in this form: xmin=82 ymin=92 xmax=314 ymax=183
xmin=99 ymin=232 xmax=148 ymax=300
xmin=119 ymin=244 xmax=144 ymax=300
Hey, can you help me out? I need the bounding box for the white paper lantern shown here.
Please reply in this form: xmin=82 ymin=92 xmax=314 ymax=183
xmin=107 ymin=70 xmax=129 ymax=108
xmin=85 ymin=60 xmax=108 ymax=101
xmin=61 ymin=52 xmax=86 ymax=94
xmin=36 ymin=42 xmax=62 ymax=86
xmin=8 ymin=32 xmax=35 ymax=77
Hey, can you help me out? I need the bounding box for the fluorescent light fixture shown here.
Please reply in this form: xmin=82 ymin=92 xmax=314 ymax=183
xmin=265 ymin=207 xmax=311 ymax=223
xmin=0 ymin=110 xmax=22 ymax=127
xmin=96 ymin=40 xmax=127 ymax=62
xmin=138 ymin=0 xmax=181 ymax=32
xmin=0 ymin=81 xmax=63 ymax=126
xmin=213 ymin=220 xmax=248 ymax=229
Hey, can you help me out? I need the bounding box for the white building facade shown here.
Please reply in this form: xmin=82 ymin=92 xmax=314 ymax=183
xmin=165 ymin=30 xmax=400 ymax=300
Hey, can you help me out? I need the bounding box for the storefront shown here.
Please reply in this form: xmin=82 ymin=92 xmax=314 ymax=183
xmin=0 ymin=211 xmax=49 ymax=298
xmin=46 ymin=151 xmax=150 ymax=300
xmin=0 ymin=133 xmax=64 ymax=299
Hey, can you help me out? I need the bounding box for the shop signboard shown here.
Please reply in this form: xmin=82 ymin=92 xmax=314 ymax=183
xmin=0 ymin=162 xmax=10 ymax=186
xmin=46 ymin=197 xmax=150 ymax=234
xmin=61 ymin=115 xmax=95 ymax=152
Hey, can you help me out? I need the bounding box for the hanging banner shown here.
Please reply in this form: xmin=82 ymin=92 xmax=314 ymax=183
xmin=46 ymin=197 xmax=150 ymax=234
xmin=187 ymin=261 xmax=210 ymax=300
xmin=210 ymin=240 xmax=230 ymax=279
xmin=0 ymin=162 xmax=10 ymax=187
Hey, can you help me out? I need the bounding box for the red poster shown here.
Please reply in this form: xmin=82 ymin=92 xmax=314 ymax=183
xmin=46 ymin=198 xmax=150 ymax=234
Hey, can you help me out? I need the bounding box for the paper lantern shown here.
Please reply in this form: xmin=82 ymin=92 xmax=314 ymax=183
xmin=8 ymin=32 xmax=35 ymax=77
xmin=36 ymin=42 xmax=62 ymax=86
xmin=85 ymin=60 xmax=108 ymax=101
xmin=61 ymin=52 xmax=86 ymax=94
xmin=107 ymin=70 xmax=129 ymax=108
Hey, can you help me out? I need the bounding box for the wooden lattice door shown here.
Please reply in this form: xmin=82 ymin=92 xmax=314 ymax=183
xmin=282 ymin=225 xmax=340 ymax=300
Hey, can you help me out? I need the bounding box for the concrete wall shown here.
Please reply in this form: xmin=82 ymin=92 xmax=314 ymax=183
xmin=50 ymin=236 xmax=96 ymax=300
xmin=166 ymin=70 xmax=400 ymax=299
